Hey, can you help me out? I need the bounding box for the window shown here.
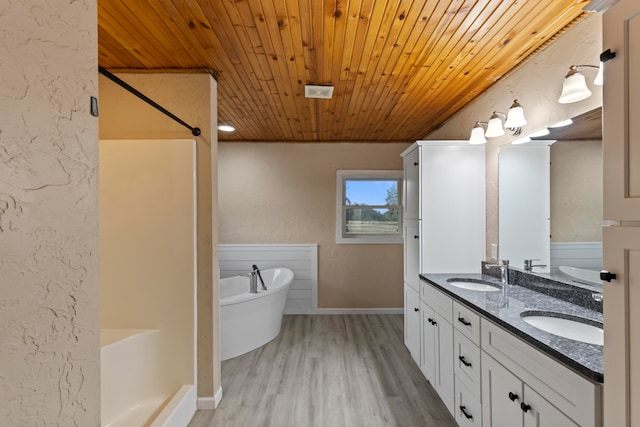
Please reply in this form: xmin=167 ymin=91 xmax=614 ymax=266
xmin=336 ymin=170 xmax=403 ymax=244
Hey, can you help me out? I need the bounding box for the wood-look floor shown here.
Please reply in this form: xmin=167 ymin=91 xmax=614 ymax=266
xmin=189 ymin=315 xmax=456 ymax=427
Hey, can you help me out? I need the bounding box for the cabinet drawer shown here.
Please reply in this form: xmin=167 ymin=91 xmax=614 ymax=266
xmin=455 ymin=376 xmax=482 ymax=427
xmin=420 ymin=281 xmax=453 ymax=322
xmin=453 ymin=300 xmax=481 ymax=345
xmin=454 ymin=330 xmax=481 ymax=398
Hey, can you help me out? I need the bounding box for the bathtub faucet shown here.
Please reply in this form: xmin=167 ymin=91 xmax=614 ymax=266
xmin=247 ymin=271 xmax=258 ymax=294
xmin=252 ymin=264 xmax=267 ymax=291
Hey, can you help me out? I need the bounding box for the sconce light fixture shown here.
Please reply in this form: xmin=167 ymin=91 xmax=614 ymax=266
xmin=558 ymin=50 xmax=616 ymax=103
xmin=468 ymin=100 xmax=527 ymax=144
xmin=558 ymin=64 xmax=603 ymax=103
xmin=469 ymin=122 xmax=488 ymax=145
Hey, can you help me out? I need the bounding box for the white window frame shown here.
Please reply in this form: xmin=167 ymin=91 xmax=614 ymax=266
xmin=336 ymin=170 xmax=403 ymax=244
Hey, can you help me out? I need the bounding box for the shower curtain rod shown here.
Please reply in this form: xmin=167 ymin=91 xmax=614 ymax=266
xmin=98 ymin=66 xmax=201 ymax=137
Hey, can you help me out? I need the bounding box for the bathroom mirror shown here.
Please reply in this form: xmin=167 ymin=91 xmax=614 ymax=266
xmin=498 ymin=108 xmax=603 ymax=287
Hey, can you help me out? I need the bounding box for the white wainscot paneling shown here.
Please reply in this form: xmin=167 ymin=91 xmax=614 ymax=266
xmin=219 ymin=244 xmax=318 ymax=314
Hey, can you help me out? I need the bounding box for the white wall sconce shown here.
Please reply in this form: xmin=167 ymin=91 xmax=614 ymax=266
xmin=558 ymin=65 xmax=602 ymax=103
xmin=468 ymin=99 xmax=527 ymax=144
xmin=558 ymin=49 xmax=616 ymax=104
xmin=469 ymin=121 xmax=488 ymax=145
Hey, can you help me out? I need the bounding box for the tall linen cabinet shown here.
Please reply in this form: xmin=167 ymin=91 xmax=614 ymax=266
xmin=600 ymin=0 xmax=640 ymax=425
xmin=401 ymin=141 xmax=486 ymax=415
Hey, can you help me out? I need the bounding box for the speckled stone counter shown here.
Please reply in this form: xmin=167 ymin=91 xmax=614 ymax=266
xmin=419 ymin=272 xmax=604 ymax=383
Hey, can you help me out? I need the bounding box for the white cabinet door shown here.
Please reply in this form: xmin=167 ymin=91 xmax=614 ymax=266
xmin=420 ymin=300 xmax=455 ymax=415
xmin=435 ymin=311 xmax=455 ymax=415
xmin=482 ymin=353 xmax=524 ymax=427
xmin=420 ymin=301 xmax=436 ymax=383
xmin=602 ymin=0 xmax=640 ymax=220
xmin=603 ymin=226 xmax=640 ymax=426
xmin=403 ymin=219 xmax=420 ymax=291
xmin=403 ymin=146 xmax=420 ymax=220
xmin=602 ymin=0 xmax=640 ymax=425
xmin=523 ymin=385 xmax=578 ymax=427
xmin=404 ymin=284 xmax=421 ymax=364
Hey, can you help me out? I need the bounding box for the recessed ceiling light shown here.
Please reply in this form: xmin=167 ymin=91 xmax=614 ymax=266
xmin=305 ymin=85 xmax=334 ymax=99
xmin=218 ymin=124 xmax=236 ymax=132
xmin=549 ymin=119 xmax=573 ymax=128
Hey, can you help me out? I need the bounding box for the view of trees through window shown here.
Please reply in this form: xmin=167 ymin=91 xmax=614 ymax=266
xmin=344 ymin=179 xmax=400 ymax=235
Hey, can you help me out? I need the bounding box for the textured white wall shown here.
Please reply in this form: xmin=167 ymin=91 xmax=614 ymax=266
xmin=0 ymin=0 xmax=100 ymax=425
xmin=425 ymin=13 xmax=603 ymax=258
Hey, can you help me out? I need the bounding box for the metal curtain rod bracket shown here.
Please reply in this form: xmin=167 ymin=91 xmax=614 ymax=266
xmin=98 ymin=66 xmax=201 ymax=137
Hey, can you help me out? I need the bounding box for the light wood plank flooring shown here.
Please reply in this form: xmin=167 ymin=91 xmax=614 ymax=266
xmin=189 ymin=315 xmax=456 ymax=427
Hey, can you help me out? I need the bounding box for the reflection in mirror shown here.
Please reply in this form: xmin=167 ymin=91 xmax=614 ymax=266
xmin=550 ymin=139 xmax=603 ymax=285
xmin=498 ymin=143 xmax=551 ymax=273
xmin=498 ymin=108 xmax=603 ymax=289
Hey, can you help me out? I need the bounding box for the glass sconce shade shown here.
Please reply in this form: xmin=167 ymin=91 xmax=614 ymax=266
xmin=469 ymin=123 xmax=487 ymax=144
xmin=504 ymin=100 xmax=527 ymax=129
xmin=485 ymin=113 xmax=505 ymax=137
xmin=594 ymin=61 xmax=604 ymax=85
xmin=558 ymin=70 xmax=592 ymax=104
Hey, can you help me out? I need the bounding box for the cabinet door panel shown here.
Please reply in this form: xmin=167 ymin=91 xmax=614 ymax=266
xmin=436 ymin=312 xmax=455 ymax=415
xmin=482 ymin=353 xmax=523 ymax=427
xmin=403 ymin=147 xmax=420 ymax=219
xmin=404 ymin=284 xmax=420 ymax=364
xmin=603 ymin=0 xmax=640 ymax=219
xmin=421 ymin=302 xmax=436 ymax=383
xmin=403 ymin=219 xmax=420 ymax=291
xmin=603 ymin=226 xmax=640 ymax=426
xmin=523 ymin=385 xmax=578 ymax=427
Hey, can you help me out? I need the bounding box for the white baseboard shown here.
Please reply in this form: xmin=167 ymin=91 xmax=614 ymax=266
xmin=316 ymin=308 xmax=403 ymax=315
xmin=197 ymin=386 xmax=223 ymax=410
xmin=214 ymin=387 xmax=223 ymax=408
xmin=197 ymin=397 xmax=215 ymax=410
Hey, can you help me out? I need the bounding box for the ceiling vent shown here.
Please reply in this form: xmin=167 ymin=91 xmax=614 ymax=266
xmin=304 ymin=85 xmax=334 ymax=99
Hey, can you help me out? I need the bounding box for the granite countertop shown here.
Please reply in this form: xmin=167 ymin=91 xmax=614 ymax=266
xmin=419 ymin=272 xmax=604 ymax=383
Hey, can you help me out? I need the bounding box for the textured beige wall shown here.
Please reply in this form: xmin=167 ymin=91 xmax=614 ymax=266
xmin=425 ymin=14 xmax=603 ymax=259
xmin=100 ymin=139 xmax=196 ymax=389
xmin=98 ymin=74 xmax=220 ymax=397
xmin=0 ymin=0 xmax=100 ymax=425
xmin=218 ymin=143 xmax=410 ymax=308
xmin=551 ymin=140 xmax=603 ymax=242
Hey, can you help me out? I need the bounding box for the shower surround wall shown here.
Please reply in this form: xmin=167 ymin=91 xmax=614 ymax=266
xmin=98 ymin=73 xmax=220 ymax=404
xmin=0 ymin=0 xmax=100 ymax=425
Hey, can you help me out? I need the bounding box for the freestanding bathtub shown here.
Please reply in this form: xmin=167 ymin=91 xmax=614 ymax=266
xmin=220 ymin=267 xmax=294 ymax=361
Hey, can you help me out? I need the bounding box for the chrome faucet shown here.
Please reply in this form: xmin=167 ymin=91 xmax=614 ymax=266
xmin=486 ymin=260 xmax=510 ymax=284
xmin=524 ymin=259 xmax=547 ymax=271
xmin=247 ymin=271 xmax=258 ymax=294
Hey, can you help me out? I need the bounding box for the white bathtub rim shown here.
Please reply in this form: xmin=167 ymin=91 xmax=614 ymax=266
xmin=219 ymin=268 xmax=294 ymax=306
xmin=100 ymin=328 xmax=161 ymax=349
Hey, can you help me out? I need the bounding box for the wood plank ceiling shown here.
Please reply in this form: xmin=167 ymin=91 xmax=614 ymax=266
xmin=98 ymin=0 xmax=590 ymax=142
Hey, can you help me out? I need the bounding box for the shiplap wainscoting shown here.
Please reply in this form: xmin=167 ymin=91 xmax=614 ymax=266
xmin=219 ymin=244 xmax=318 ymax=314
xmin=550 ymin=242 xmax=603 ymax=272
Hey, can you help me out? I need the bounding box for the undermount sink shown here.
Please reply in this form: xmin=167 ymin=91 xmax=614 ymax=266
xmin=521 ymin=311 xmax=603 ymax=346
xmin=446 ymin=278 xmax=502 ymax=292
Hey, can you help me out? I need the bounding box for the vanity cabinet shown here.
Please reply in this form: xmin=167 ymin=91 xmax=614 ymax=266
xmin=481 ymin=354 xmax=577 ymax=427
xmin=420 ymin=282 xmax=454 ymax=415
xmin=404 ymin=283 xmax=421 ymax=364
xmin=481 ymin=319 xmax=601 ymax=427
